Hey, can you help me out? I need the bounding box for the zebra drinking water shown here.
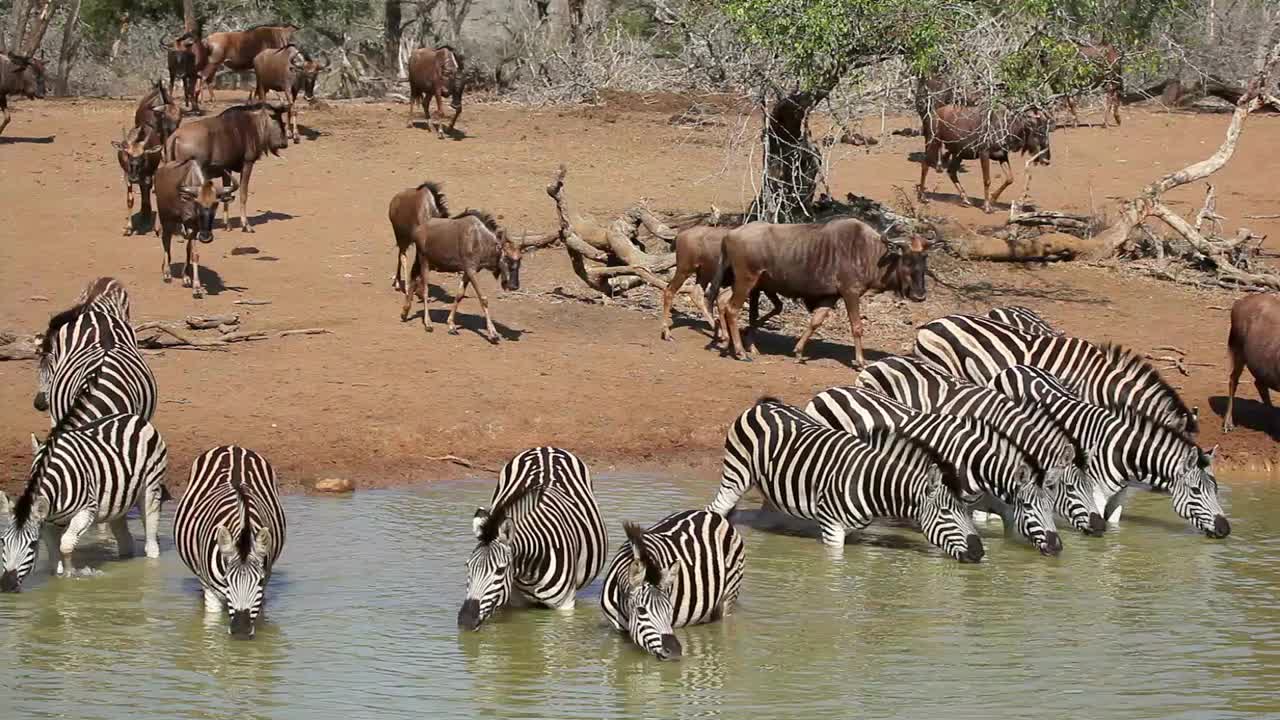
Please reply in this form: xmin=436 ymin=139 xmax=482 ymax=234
xmin=174 ymin=446 xmax=288 ymax=638
xmin=805 ymin=386 xmax=1062 ymax=555
xmin=0 ymin=411 xmax=167 ymax=591
xmin=989 ymin=365 xmax=1229 ymax=537
xmin=601 ymin=510 xmax=745 ymax=661
xmin=35 ymin=279 xmax=157 ymax=428
xmin=914 ymin=314 xmax=1198 ymax=434
xmin=857 ymin=355 xmax=1105 ymax=535
xmin=459 ymin=447 xmax=608 ymax=630
xmin=707 ymin=397 xmax=983 ymax=562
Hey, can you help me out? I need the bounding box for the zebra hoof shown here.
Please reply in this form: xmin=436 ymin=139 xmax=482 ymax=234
xmin=145 ymin=544 xmax=160 ymax=559
xmin=448 ymin=327 xmax=460 ymax=336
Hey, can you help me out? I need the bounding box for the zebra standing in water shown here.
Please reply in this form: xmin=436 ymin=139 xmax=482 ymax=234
xmin=0 ymin=411 xmax=167 ymax=591
xmin=174 ymin=446 xmax=288 ymax=638
xmin=990 ymin=365 xmax=1229 ymax=537
xmin=857 ymin=355 xmax=1105 ymax=535
xmin=914 ymin=314 xmax=1198 ymax=434
xmin=35 ymin=278 xmax=157 ymax=428
xmin=805 ymin=386 xmax=1062 ymax=555
xmin=986 ymin=306 xmax=1063 ymax=337
xmin=708 ymin=397 xmax=983 ymax=562
xmin=459 ymin=447 xmax=608 ymax=630
xmin=601 ymin=510 xmax=745 ymax=661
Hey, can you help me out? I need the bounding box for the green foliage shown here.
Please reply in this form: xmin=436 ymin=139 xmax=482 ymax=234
xmin=273 ymin=0 xmax=372 ymax=39
xmin=79 ymin=0 xmax=176 ymax=45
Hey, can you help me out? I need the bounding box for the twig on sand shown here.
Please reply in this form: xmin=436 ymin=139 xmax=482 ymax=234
xmin=425 ymin=454 xmax=500 ymax=474
xmin=234 ymin=299 xmax=273 ymax=306
xmin=279 ymin=328 xmax=332 ymax=337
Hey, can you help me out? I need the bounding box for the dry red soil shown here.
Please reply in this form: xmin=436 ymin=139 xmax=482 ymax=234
xmin=2 ymin=96 xmax=1278 ymax=493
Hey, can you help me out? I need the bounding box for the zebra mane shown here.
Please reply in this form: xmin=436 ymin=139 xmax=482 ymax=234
xmin=1016 ymin=394 xmax=1088 ymax=468
xmin=1097 ymin=342 xmax=1198 ymax=432
xmin=229 ymin=453 xmax=255 ymax=560
xmin=861 ymin=428 xmax=963 ymax=496
xmin=15 ymin=331 xmax=117 ymax=526
xmin=416 ymin=181 xmax=449 ymax=216
xmin=623 ymin=521 xmax=664 ymax=585
xmin=755 ymin=395 xmax=785 ymax=406
xmin=959 ymin=414 xmax=1046 ymax=480
xmin=1109 ymin=404 xmax=1199 ymax=454
xmin=477 ymin=483 xmax=543 ymax=545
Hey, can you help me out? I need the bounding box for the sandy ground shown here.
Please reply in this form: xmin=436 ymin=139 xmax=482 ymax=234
xmin=2 ymin=95 xmax=1278 ymax=493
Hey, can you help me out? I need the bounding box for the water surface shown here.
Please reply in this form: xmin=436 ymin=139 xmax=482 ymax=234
xmin=1 ymin=474 xmax=1276 ymax=719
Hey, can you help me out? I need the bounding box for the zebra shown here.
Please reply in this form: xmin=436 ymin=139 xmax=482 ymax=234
xmin=35 ymin=280 xmax=157 ymax=428
xmin=707 ymin=397 xmax=984 ymax=562
xmin=914 ymin=313 xmax=1197 ymax=434
xmin=0 ymin=411 xmax=167 ymax=591
xmin=459 ymin=447 xmax=608 ymax=630
xmin=987 ymin=305 xmax=1063 ymax=337
xmin=989 ymin=365 xmax=1229 ymax=537
xmin=805 ymin=386 xmax=1062 ymax=555
xmin=857 ymin=355 xmax=1105 ymax=535
xmin=174 ymin=446 xmax=288 ymax=638
xmin=601 ymin=510 xmax=745 ymax=661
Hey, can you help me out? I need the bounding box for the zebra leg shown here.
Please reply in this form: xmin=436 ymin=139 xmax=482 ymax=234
xmin=141 ymin=483 xmax=162 ymax=559
xmin=818 ymin=518 xmax=847 ymax=550
xmin=57 ymin=509 xmax=97 ymax=576
xmin=203 ymin=585 xmax=223 ymax=613
xmin=109 ymin=517 xmax=135 ymax=558
xmin=42 ymin=523 xmax=61 ymax=575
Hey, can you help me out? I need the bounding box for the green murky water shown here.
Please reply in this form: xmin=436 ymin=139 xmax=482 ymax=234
xmin=1 ymin=474 xmax=1277 ymax=719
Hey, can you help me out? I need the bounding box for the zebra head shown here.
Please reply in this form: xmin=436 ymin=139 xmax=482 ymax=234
xmin=1045 ymin=452 xmax=1106 ymax=536
xmin=1008 ymin=470 xmax=1062 ymax=556
xmin=1171 ymin=445 xmax=1229 ymax=539
xmin=917 ymin=466 xmax=985 ymax=563
xmin=621 ymin=522 xmax=681 ymax=661
xmin=0 ymin=491 xmax=49 ymax=593
xmin=215 ymin=525 xmax=273 ymax=638
xmin=34 ymin=350 xmax=56 ymax=412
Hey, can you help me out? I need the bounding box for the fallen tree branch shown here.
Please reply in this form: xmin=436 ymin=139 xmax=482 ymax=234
xmin=425 ymin=454 xmax=499 ymax=474
xmin=233 ymin=299 xmax=272 ymax=306
xmin=186 ymin=314 xmax=240 ymax=330
xmin=279 ymin=328 xmax=332 ymax=337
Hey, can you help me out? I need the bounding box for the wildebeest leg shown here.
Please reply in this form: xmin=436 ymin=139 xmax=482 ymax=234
xmin=757 ymin=291 xmax=785 ymax=326
xmin=946 ymin=152 xmax=971 ymax=207
xmin=140 ymin=176 xmax=154 ymax=232
xmin=744 ymin=289 xmax=762 ymax=352
xmin=468 ymin=270 xmax=501 ymax=344
xmin=288 ymin=98 xmax=299 ymax=144
xmin=124 ymin=181 xmax=136 ymax=236
xmin=448 ymin=100 xmax=462 ymax=134
xmin=841 ymin=289 xmax=866 ymax=368
xmin=407 ymin=91 xmax=419 ymax=128
xmin=1257 ymin=380 xmax=1274 ymax=426
xmin=446 ymin=275 xmax=468 ymax=335
xmin=721 ymin=271 xmax=760 ymax=361
xmin=161 ymin=228 xmax=173 ymax=283
xmin=0 ymin=96 xmax=10 ymax=136
xmin=432 ymin=86 xmax=447 ymax=139
xmin=988 ymin=159 xmax=1015 ymax=210
xmin=393 ymin=238 xmax=410 ymax=292
xmin=793 ymin=301 xmax=835 ymax=362
xmin=187 ymin=239 xmax=203 ymax=298
xmin=238 ymin=164 xmax=254 ymax=233
xmin=220 ymin=172 xmax=234 ymax=229
xmin=1223 ymin=344 xmax=1246 ymax=432
xmin=917 ymin=138 xmax=939 ymax=202
xmin=660 ymin=263 xmax=695 ymax=341
xmin=980 ymin=153 xmax=995 ymax=213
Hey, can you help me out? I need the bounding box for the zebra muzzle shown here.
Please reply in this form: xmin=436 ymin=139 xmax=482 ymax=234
xmin=457 ymin=599 xmax=481 ymax=631
xmin=0 ymin=570 xmax=21 ymax=593
xmin=32 ymin=392 xmax=48 ymax=412
xmin=655 ymin=634 xmax=682 ymax=661
xmin=1040 ymin=531 xmax=1063 ymax=556
xmin=960 ymin=534 xmax=985 ymax=563
xmin=1087 ymin=512 xmax=1106 ymax=535
xmin=1209 ymin=515 xmax=1231 ymax=539
xmin=229 ymin=611 xmax=255 ymax=639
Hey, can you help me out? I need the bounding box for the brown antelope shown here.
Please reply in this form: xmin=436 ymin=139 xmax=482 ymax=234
xmin=1224 ymin=293 xmax=1280 ymax=433
xmin=407 ymin=46 xmax=464 ymax=138
xmin=387 ymin=181 xmax=449 ymax=293
xmin=154 ymin=159 xmax=239 ymax=297
xmin=918 ymin=105 xmax=1052 ymax=214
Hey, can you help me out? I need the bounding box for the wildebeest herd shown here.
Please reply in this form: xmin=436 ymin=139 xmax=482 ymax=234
xmin=2 ymin=21 xmax=1277 ymax=663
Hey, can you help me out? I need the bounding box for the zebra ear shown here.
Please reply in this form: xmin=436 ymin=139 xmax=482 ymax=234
xmin=30 ymin=433 xmax=42 ymax=454
xmin=496 ymin=517 xmax=515 ymax=544
xmin=923 ymin=464 xmax=944 ymax=495
xmin=215 ymin=526 xmax=237 ymax=559
xmin=30 ymin=496 xmax=50 ymax=523
xmin=0 ymin=492 xmax=11 ymax=517
xmin=658 ymin=563 xmax=677 ymax=594
xmin=472 ymin=508 xmax=489 ymax=539
xmin=251 ymin=527 xmax=272 ymax=561
xmin=627 ymin=554 xmax=646 ymax=587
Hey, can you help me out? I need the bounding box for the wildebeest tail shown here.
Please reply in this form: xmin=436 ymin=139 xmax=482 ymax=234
xmin=705 ymin=240 xmax=729 ymax=322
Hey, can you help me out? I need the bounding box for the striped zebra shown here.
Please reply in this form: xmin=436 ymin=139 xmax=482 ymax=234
xmin=459 ymin=447 xmax=608 ymax=630
xmin=989 ymin=365 xmax=1229 ymax=537
xmin=174 ymin=446 xmax=288 ymax=638
xmin=987 ymin=306 xmax=1062 ymax=337
xmin=708 ymin=398 xmax=983 ymax=562
xmin=601 ymin=510 xmax=745 ymax=660
xmin=805 ymin=386 xmax=1062 ymax=555
xmin=35 ymin=279 xmax=157 ymax=428
xmin=0 ymin=411 xmax=167 ymax=591
xmin=914 ymin=313 xmax=1197 ymax=434
xmin=858 ymin=355 xmax=1105 ymax=535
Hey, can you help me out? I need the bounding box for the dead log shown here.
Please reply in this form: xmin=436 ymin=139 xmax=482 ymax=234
xmin=0 ymin=331 xmax=39 ymax=361
xmin=186 ymin=314 xmax=240 ymax=330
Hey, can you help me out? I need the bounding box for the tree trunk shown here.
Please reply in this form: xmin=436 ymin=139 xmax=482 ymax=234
xmin=753 ymin=90 xmax=826 ymax=222
xmin=10 ymin=0 xmax=32 ymax=54
xmin=20 ymin=0 xmax=56 ymax=55
xmin=567 ymin=0 xmax=584 ymax=45
xmin=55 ymin=0 xmax=82 ymax=95
xmin=182 ymin=0 xmax=197 ymax=34
xmin=384 ymin=0 xmax=401 ymax=71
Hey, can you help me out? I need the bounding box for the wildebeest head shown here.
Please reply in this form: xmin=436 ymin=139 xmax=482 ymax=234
xmin=439 ymin=47 xmax=460 ymax=82
xmin=494 ymin=229 xmax=522 ymax=291
xmin=881 ymin=229 xmax=930 ymax=302
xmin=255 ymin=103 xmax=291 ymax=155
xmin=6 ymin=53 xmax=46 ymax=99
xmin=113 ymin=127 xmax=163 ymax=184
xmin=292 ymin=51 xmax=328 ymax=101
xmin=180 ymin=177 xmax=238 ymax=243
xmin=1014 ymin=108 xmax=1052 ymax=165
